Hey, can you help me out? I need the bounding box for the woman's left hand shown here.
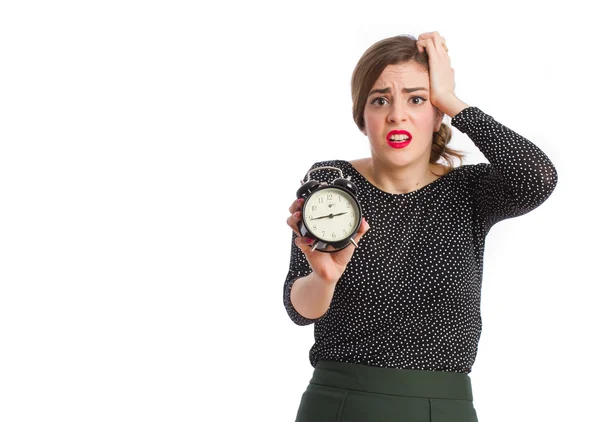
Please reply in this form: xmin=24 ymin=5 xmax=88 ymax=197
xmin=416 ymin=32 xmax=463 ymax=116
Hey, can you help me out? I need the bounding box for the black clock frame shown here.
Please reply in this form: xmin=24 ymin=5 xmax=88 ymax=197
xmin=295 ymin=166 xmax=363 ymax=253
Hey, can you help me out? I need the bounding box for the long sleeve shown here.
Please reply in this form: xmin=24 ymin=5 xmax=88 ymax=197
xmin=451 ymin=107 xmax=558 ymax=232
xmin=282 ymin=232 xmax=322 ymax=326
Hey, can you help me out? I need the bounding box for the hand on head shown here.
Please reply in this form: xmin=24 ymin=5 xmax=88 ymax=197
xmin=415 ymin=31 xmax=457 ymax=113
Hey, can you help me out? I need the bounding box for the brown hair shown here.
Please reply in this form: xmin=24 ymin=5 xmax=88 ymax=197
xmin=351 ymin=34 xmax=465 ymax=167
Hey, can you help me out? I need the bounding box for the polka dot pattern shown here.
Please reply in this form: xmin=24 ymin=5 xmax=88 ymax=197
xmin=283 ymin=107 xmax=558 ymax=373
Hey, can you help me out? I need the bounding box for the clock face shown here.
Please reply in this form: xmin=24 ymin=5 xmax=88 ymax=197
xmin=303 ymin=187 xmax=361 ymax=243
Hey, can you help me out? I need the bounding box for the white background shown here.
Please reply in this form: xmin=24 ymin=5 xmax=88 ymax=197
xmin=1 ymin=1 xmax=598 ymax=421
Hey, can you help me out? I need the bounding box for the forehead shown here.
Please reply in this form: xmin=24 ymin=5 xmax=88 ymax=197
xmin=371 ymin=62 xmax=429 ymax=89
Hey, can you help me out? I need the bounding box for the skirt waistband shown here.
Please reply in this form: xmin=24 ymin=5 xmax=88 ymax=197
xmin=310 ymin=360 xmax=473 ymax=401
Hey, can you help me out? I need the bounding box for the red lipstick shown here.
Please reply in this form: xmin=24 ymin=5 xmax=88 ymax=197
xmin=386 ymin=130 xmax=412 ymax=149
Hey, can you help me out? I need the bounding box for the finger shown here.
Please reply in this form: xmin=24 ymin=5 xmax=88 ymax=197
xmin=432 ymin=34 xmax=448 ymax=53
xmin=417 ymin=31 xmax=438 ymax=40
xmin=418 ymin=38 xmax=448 ymax=58
xmin=418 ymin=31 xmax=444 ymax=43
xmin=287 ymin=211 xmax=303 ymax=237
xmin=416 ymin=38 xmax=435 ymax=54
xmin=438 ymin=37 xmax=448 ymax=53
xmin=417 ymin=32 xmax=443 ymax=49
xmin=417 ymin=33 xmax=432 ymax=53
xmin=417 ymin=33 xmax=447 ymax=54
xmin=417 ymin=38 xmax=436 ymax=54
xmin=294 ymin=235 xmax=315 ymax=253
xmin=289 ymin=197 xmax=304 ymax=214
xmin=350 ymin=218 xmax=371 ymax=246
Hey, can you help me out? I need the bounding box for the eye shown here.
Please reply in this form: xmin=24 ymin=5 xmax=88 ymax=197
xmin=370 ymin=97 xmax=389 ymax=106
xmin=410 ymin=96 xmax=427 ymax=105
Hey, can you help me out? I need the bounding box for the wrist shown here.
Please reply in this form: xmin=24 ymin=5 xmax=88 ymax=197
xmin=308 ymin=270 xmax=340 ymax=286
xmin=434 ymin=94 xmax=469 ymax=118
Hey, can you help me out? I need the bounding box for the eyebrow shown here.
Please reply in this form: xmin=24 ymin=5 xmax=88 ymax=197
xmin=368 ymin=87 xmax=428 ymax=96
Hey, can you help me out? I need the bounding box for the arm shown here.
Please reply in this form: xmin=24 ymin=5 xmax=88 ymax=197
xmin=291 ymin=273 xmax=337 ymax=320
xmin=451 ymin=106 xmax=559 ymax=230
xmin=283 ymin=162 xmax=334 ymax=325
xmin=414 ymin=32 xmax=557 ymax=229
xmin=283 ymin=234 xmax=332 ymax=325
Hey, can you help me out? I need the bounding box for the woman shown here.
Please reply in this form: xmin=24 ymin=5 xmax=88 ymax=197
xmin=283 ymin=32 xmax=558 ymax=421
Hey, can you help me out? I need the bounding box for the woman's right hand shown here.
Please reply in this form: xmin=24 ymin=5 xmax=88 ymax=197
xmin=287 ymin=197 xmax=370 ymax=285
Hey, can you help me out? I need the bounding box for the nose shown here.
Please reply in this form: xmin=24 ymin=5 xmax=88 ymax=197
xmin=387 ymin=101 xmax=407 ymax=124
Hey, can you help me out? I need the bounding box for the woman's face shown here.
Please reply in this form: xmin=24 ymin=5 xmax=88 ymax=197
xmin=363 ymin=61 xmax=443 ymax=170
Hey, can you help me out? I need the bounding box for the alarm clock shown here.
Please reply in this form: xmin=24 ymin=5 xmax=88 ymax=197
xmin=296 ymin=166 xmax=363 ymax=253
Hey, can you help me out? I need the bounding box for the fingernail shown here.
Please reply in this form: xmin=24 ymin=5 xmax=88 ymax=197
xmin=297 ymin=198 xmax=304 ymax=203
xmin=294 ymin=211 xmax=300 ymax=218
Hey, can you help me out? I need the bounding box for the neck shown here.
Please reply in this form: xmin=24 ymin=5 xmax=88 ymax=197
xmin=369 ymin=158 xmax=441 ymax=195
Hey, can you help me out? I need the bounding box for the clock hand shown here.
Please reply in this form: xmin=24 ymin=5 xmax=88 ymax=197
xmin=312 ymin=214 xmax=334 ymax=220
xmin=312 ymin=212 xmax=348 ymax=220
xmin=331 ymin=212 xmax=348 ymax=217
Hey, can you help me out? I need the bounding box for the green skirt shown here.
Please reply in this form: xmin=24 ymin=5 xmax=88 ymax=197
xmin=295 ymin=360 xmax=478 ymax=422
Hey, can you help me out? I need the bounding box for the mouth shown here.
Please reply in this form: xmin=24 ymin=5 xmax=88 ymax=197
xmin=387 ymin=130 xmax=412 ymax=149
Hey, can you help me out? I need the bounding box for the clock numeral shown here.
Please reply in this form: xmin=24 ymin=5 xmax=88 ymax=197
xmin=348 ymin=222 xmax=352 ymax=227
xmin=318 ymin=197 xmax=324 ymax=203
xmin=350 ymin=213 xmax=355 ymax=218
xmin=332 ymin=232 xmax=336 ymax=239
xmin=327 ymin=194 xmax=332 ymax=200
xmin=308 ymin=215 xmax=314 ymax=220
xmin=312 ymin=224 xmax=317 ymax=229
xmin=321 ymin=231 xmax=326 ymax=237
xmin=311 ymin=205 xmax=317 ymax=211
xmin=346 ymin=203 xmax=351 ymax=208
xmin=343 ymin=229 xmax=347 ymax=235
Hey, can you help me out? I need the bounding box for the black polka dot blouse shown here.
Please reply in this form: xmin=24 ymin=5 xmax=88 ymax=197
xmin=283 ymin=107 xmax=558 ymax=374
